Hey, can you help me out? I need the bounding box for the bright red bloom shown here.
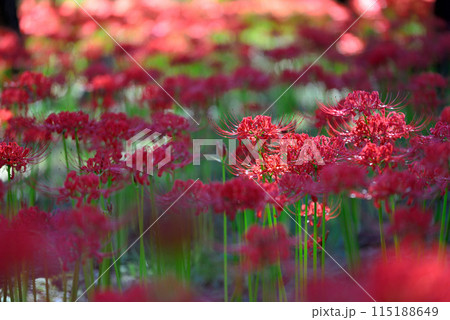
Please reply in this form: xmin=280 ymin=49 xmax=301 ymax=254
xmin=45 ymin=111 xmax=90 ymax=140
xmin=331 ymin=110 xmax=423 ymax=147
xmin=285 ymin=134 xmax=345 ymax=176
xmin=355 ymin=142 xmax=394 ymax=171
xmin=81 ymin=148 xmax=125 ymax=184
xmin=319 ymin=91 xmax=386 ymax=117
xmin=216 ymin=115 xmax=297 ymax=144
xmin=89 ymin=112 xmax=137 ymax=154
xmin=59 ymin=171 xmax=111 ymax=207
xmin=0 ymin=141 xmax=30 ymax=179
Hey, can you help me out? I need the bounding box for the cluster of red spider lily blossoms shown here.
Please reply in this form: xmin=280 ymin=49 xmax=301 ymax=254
xmin=0 ymin=0 xmax=449 ymax=302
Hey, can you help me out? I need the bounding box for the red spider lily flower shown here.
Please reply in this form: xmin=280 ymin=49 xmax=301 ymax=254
xmin=58 ymin=171 xmax=112 ymax=207
xmin=330 ymin=109 xmax=424 ymax=147
xmin=318 ymin=163 xmax=368 ymax=195
xmin=430 ymin=121 xmax=449 ymax=141
xmin=355 ymin=142 xmax=394 ymax=171
xmin=45 ymin=111 xmax=90 ymax=140
xmin=6 ymin=116 xmax=52 ymax=144
xmin=369 ymin=249 xmax=450 ymax=302
xmin=215 ymin=114 xmax=297 ymax=145
xmin=284 ymin=133 xmax=345 ymax=176
xmin=93 ymin=278 xmax=199 ymax=302
xmin=16 ymin=71 xmax=53 ymax=101
xmin=212 ymin=177 xmax=268 ymax=220
xmin=0 ymin=140 xmax=48 ymax=179
xmin=319 ymin=91 xmax=387 ymax=117
xmin=231 ymin=152 xmax=289 ymax=182
xmin=313 ymin=104 xmax=350 ymax=130
xmin=52 ymin=205 xmax=112 ymax=265
xmin=368 ymin=169 xmax=427 ymax=210
xmin=81 ymin=148 xmax=125 ymax=184
xmin=300 ymin=201 xmax=339 ymax=227
xmin=0 ymin=141 xmax=33 ymax=179
xmin=1 ymin=87 xmax=29 ymax=110
xmin=1 ymin=72 xmax=53 ymax=114
xmin=89 ymin=112 xmax=137 ymax=154
xmin=388 ymin=206 xmax=433 ymax=244
xmin=128 ymin=140 xmax=192 ymax=184
xmin=240 ymin=225 xmax=291 ymax=270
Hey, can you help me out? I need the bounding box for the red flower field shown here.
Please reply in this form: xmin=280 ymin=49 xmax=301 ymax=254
xmin=0 ymin=0 xmax=449 ymax=302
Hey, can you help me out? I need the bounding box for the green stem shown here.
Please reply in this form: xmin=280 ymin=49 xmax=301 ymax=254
xmin=303 ymin=197 xmax=308 ymax=291
xmin=138 ymin=185 xmax=147 ymax=280
xmin=313 ymin=202 xmax=318 ymax=280
xmin=222 ymin=160 xmax=228 ymax=302
xmin=74 ymin=130 xmax=82 ymax=168
xmin=321 ymin=199 xmax=326 ymax=280
xmin=340 ymin=195 xmax=353 ymax=269
xmin=62 ymin=134 xmax=70 ymax=173
xmin=223 ymin=212 xmax=228 ymax=302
